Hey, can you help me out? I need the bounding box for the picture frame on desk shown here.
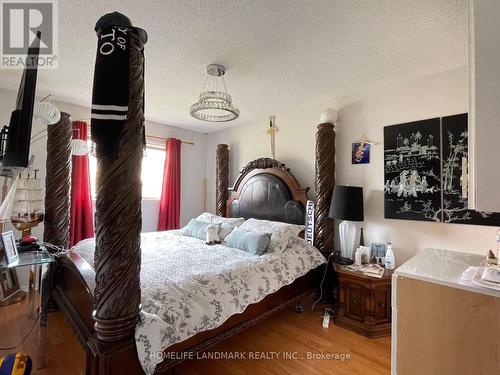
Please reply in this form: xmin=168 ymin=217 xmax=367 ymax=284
xmin=1 ymin=230 xmax=18 ymax=265
xmin=0 ymin=268 xmax=21 ymax=302
xmin=0 ymin=230 xmax=22 ymax=303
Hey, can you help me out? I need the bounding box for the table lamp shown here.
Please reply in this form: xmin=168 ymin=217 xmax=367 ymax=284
xmin=329 ymin=185 xmax=364 ymax=260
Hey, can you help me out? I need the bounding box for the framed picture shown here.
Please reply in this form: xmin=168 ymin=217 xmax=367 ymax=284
xmin=441 ymin=113 xmax=500 ymax=226
xmin=0 ymin=269 xmax=21 ymax=302
xmin=1 ymin=230 xmax=18 ymax=265
xmin=383 ymin=113 xmax=500 ymax=226
xmin=352 ymin=142 xmax=371 ymax=164
xmin=384 ymin=118 xmax=442 ymax=222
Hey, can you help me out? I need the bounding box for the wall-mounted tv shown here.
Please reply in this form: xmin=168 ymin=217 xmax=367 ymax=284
xmin=0 ymin=31 xmax=41 ymax=177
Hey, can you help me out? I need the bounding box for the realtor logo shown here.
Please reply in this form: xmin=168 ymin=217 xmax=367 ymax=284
xmin=1 ymin=0 xmax=58 ymax=68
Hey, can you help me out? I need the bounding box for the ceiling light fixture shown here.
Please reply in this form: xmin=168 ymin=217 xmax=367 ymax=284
xmin=190 ymin=64 xmax=240 ymax=122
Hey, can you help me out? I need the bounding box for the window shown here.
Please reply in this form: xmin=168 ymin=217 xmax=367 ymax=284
xmin=89 ymin=146 xmax=166 ymax=200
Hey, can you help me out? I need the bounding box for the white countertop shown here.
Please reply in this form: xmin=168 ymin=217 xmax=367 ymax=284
xmin=394 ymin=248 xmax=500 ymax=298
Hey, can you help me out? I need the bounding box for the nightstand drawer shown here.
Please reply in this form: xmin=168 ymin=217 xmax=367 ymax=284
xmin=344 ymin=283 xmax=365 ymax=322
xmin=373 ymin=287 xmax=391 ymax=323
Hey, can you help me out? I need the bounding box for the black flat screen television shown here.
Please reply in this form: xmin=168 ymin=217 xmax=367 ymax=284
xmin=0 ymin=31 xmax=41 ymax=177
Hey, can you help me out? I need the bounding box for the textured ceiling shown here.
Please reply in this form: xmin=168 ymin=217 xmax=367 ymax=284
xmin=0 ymin=0 xmax=467 ymax=132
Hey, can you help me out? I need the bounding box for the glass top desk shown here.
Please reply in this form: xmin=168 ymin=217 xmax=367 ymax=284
xmin=0 ymin=250 xmax=54 ymax=318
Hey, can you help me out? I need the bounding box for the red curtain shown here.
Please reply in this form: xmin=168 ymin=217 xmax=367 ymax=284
xmin=69 ymin=121 xmax=94 ymax=247
xmin=158 ymin=138 xmax=181 ymax=230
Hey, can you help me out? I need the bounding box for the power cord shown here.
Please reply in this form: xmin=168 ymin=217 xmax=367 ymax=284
xmin=38 ymin=241 xmax=67 ymax=255
xmin=0 ymin=313 xmax=40 ymax=351
xmin=311 ymin=252 xmax=335 ymax=319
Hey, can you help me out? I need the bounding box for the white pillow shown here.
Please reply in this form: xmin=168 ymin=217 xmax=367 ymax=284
xmin=239 ymin=218 xmax=305 ymax=253
xmin=195 ymin=212 xmax=245 ymax=240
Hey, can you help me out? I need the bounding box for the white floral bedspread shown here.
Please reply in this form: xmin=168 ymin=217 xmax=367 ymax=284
xmin=72 ymin=231 xmax=325 ymax=374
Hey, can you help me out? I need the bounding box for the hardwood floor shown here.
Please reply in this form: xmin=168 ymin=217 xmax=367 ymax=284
xmin=0 ymin=295 xmax=85 ymax=375
xmin=0 ymin=297 xmax=390 ymax=374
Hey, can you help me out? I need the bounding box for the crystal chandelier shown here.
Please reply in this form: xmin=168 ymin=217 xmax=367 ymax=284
xmin=190 ymin=64 xmax=240 ymax=122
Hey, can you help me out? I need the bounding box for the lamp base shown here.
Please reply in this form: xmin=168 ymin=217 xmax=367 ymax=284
xmin=339 ymin=220 xmax=357 ymax=260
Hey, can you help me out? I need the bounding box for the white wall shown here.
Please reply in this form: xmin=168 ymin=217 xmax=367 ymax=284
xmin=206 ymin=66 xmax=498 ymax=266
xmin=335 ymin=66 xmax=497 ymax=264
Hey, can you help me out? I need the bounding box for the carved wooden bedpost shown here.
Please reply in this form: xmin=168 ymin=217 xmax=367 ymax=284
xmin=40 ymin=111 xmax=72 ymax=325
xmin=92 ymin=22 xmax=146 ymax=342
xmin=43 ymin=111 xmax=72 ymax=248
xmin=314 ymin=122 xmax=335 ymax=256
xmin=216 ymin=144 xmax=229 ymax=216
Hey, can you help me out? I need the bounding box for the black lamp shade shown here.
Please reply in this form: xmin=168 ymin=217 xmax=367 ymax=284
xmin=329 ymin=186 xmax=364 ymax=221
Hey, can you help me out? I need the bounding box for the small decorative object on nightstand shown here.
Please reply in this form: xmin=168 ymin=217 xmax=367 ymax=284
xmin=334 ymin=263 xmax=392 ymax=338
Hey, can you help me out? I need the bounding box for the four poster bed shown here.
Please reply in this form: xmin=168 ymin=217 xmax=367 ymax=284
xmin=50 ymin=157 xmax=332 ymax=374
xmin=43 ymin=13 xmax=337 ymax=375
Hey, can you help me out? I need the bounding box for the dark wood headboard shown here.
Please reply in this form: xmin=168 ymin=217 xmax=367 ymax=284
xmin=216 ymin=120 xmax=335 ymax=255
xmin=226 ymin=158 xmax=309 ymax=225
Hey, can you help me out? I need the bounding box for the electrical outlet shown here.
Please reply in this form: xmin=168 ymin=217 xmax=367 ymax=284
xmin=322 ymin=310 xmax=330 ymax=328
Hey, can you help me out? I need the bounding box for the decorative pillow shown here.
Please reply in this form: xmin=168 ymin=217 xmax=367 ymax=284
xmin=196 ymin=212 xmax=245 ymax=240
xmin=239 ymin=218 xmax=305 ymax=253
xmin=181 ymin=219 xmax=220 ymax=241
xmin=225 ymin=228 xmax=271 ymax=255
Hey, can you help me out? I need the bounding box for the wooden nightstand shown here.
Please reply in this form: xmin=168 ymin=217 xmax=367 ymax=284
xmin=334 ymin=264 xmax=393 ymax=338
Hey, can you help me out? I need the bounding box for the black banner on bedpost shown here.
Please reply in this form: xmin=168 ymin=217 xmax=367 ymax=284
xmin=305 ymin=200 xmax=315 ymax=246
xmin=92 ymin=11 xmax=147 ymax=342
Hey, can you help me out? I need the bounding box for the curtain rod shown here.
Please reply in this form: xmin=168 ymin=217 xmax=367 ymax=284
xmin=146 ymin=134 xmax=194 ymax=145
xmin=78 ymin=121 xmax=194 ymax=145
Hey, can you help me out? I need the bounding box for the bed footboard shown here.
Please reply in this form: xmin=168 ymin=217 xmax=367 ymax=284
xmin=52 ymin=252 xmax=96 ymax=345
xmin=51 ymin=252 xmax=145 ymax=375
xmin=50 ymin=253 xmax=323 ymax=375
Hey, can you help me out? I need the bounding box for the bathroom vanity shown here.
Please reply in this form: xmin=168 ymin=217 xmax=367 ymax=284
xmin=391 ymin=248 xmax=499 ymax=375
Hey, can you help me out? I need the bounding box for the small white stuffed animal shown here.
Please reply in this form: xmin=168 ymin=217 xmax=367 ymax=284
xmin=205 ymin=223 xmax=221 ymax=245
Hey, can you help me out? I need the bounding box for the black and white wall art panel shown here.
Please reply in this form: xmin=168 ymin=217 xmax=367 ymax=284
xmin=384 ymin=113 xmax=500 ymax=226
xmin=384 ymin=118 xmax=442 ymax=222
xmin=442 ymin=113 xmax=500 ymax=226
